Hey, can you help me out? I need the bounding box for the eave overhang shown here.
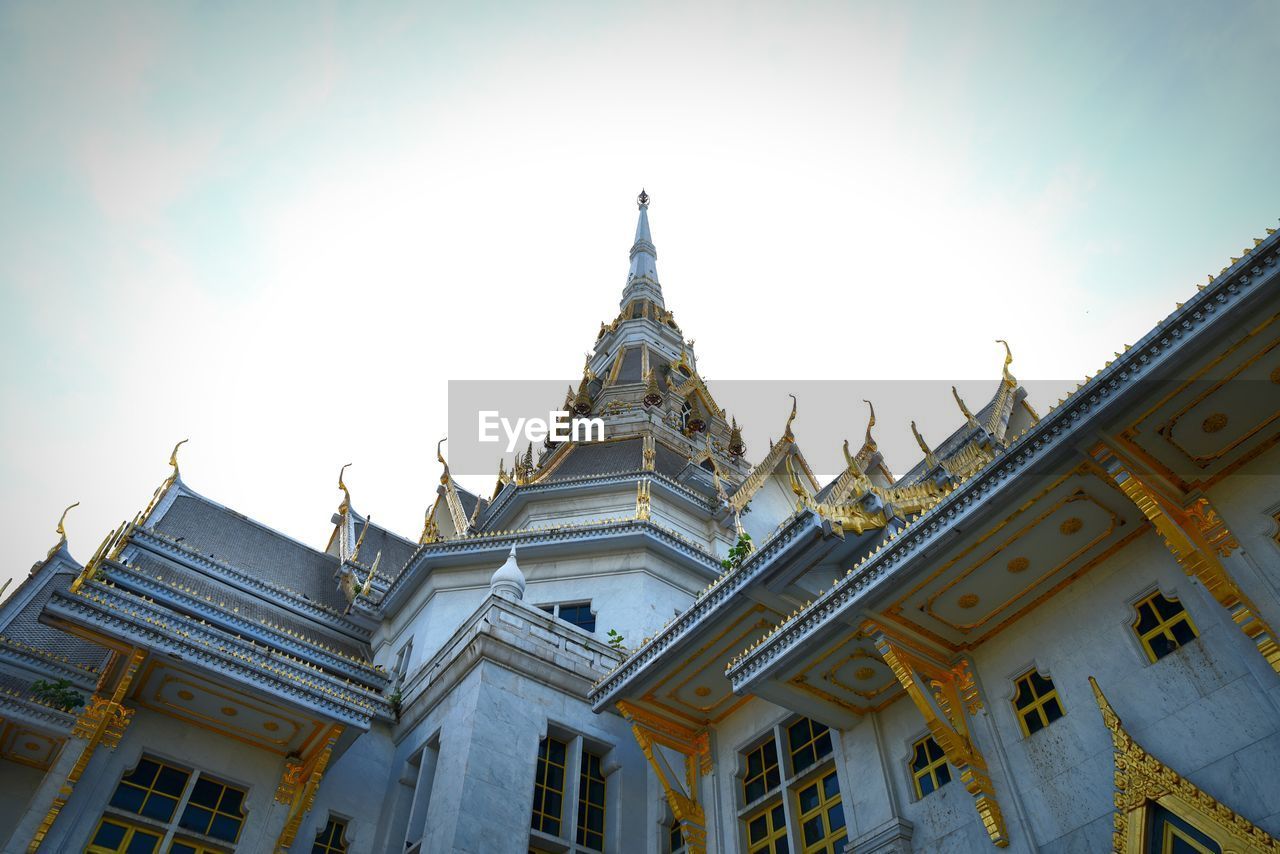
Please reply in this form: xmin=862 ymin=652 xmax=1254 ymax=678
xmin=44 ymin=582 xmax=389 ymax=729
xmin=727 ymin=227 xmax=1280 ymax=695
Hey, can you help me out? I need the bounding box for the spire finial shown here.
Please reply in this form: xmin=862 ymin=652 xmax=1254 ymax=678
xmin=637 ymin=188 xmax=650 ymax=207
xmin=862 ymin=400 xmax=877 ymax=451
xmin=952 ymin=386 xmax=980 ymax=429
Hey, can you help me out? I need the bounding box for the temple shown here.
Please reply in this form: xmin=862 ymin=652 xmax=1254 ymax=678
xmin=2 ymin=194 xmax=1279 ymax=853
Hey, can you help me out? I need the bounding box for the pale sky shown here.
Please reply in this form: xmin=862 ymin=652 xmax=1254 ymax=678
xmin=2 ymin=1 xmax=1277 ymax=591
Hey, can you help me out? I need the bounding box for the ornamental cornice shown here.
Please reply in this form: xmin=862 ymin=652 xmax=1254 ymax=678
xmin=131 ymin=529 xmax=371 ymax=640
xmin=0 ymin=688 xmax=76 ymax=731
xmin=0 ymin=635 xmax=98 ymax=688
xmin=726 ymin=234 xmax=1279 ymax=690
xmin=588 ymin=510 xmax=821 ymax=709
xmin=47 ymin=583 xmax=387 ymax=724
xmin=103 ymin=560 xmax=385 ymax=689
xmin=383 ymin=516 xmax=723 ymax=610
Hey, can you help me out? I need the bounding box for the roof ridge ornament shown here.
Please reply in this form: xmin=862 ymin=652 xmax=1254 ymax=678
xmin=169 ymin=438 xmax=189 ymax=476
xmin=952 ymin=386 xmax=981 ymax=430
xmin=337 ymin=462 xmax=353 ymax=514
xmin=783 ymin=394 xmax=798 ymax=441
xmin=637 ymin=188 xmax=649 ymax=208
xmin=996 ymin=339 xmax=1016 ymax=386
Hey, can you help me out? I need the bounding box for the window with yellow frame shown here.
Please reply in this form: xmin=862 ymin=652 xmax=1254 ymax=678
xmin=312 ymin=816 xmax=349 ymax=854
xmin=89 ymin=755 xmax=247 ymax=853
xmin=795 ymin=769 xmax=846 ymax=854
xmin=745 ymin=802 xmax=788 ymax=854
xmin=1012 ymin=669 xmax=1065 ymax=737
xmin=739 ymin=717 xmax=846 ymax=854
xmin=909 ymin=736 xmax=951 ymax=799
xmin=1132 ymin=591 xmax=1198 ymax=662
xmin=575 ymin=751 xmax=606 ymax=851
xmin=531 ymin=736 xmax=568 ymax=837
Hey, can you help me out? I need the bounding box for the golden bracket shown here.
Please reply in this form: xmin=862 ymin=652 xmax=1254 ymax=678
xmin=617 ymin=701 xmax=711 ymax=854
xmin=1091 ymin=445 xmax=1280 ymax=675
xmin=872 ymin=634 xmax=1009 ymax=847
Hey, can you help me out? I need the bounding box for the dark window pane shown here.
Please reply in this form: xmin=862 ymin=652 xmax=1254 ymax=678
xmin=548 ymin=739 xmax=566 ymax=764
xmin=814 ymin=731 xmax=832 ymax=759
xmin=765 ymin=767 xmax=780 ymax=791
xmin=748 ymin=814 xmax=767 ymax=842
xmin=93 ymin=821 xmax=127 ymax=847
xmin=1172 ymin=620 xmax=1197 ymax=646
xmin=1030 ymin=672 xmax=1054 ymax=695
xmin=1014 ymin=679 xmax=1033 ymax=707
xmin=179 ymin=804 xmax=213 ymax=832
xmin=911 ymin=743 xmax=928 ymax=772
xmin=172 ymin=844 xmax=198 ymax=854
xmin=771 ymin=804 xmax=785 ymax=828
xmin=803 ymin=816 xmax=823 ymax=846
xmin=141 ymin=793 xmax=178 ymax=822
xmin=1135 ymin=602 xmax=1159 ymax=633
xmin=1025 ymin=711 xmax=1045 ymax=735
xmin=110 ymin=784 xmax=145 ymax=813
xmin=763 ymin=741 xmax=778 ymax=765
xmin=220 ymin=786 xmax=245 ymax=814
xmin=926 ymin=739 xmax=945 ymax=762
xmin=788 ymin=720 xmax=808 ymax=752
xmin=126 ymin=830 xmax=160 ymax=854
xmin=1150 ymin=634 xmax=1175 ymax=660
xmin=747 ymin=751 xmax=762 ymax=777
xmin=209 ymin=813 xmax=241 ymax=841
xmin=775 ymin=839 xmax=789 ymax=854
xmin=793 ymin=745 xmax=816 ymax=773
xmin=1153 ymin=594 xmax=1183 ymax=620
xmin=936 ymin=763 xmax=952 ymax=786
xmin=822 ymin=772 xmax=839 ymax=799
xmin=918 ymin=774 xmax=935 ymax=797
xmin=189 ymin=777 xmax=221 ymax=807
xmin=798 ymin=783 xmax=819 ymax=813
xmin=154 ymin=766 xmax=190 ymax=796
xmin=123 ymin=759 xmax=159 ymax=785
xmin=828 ymin=804 xmax=846 ymax=831
xmin=745 ymin=779 xmax=765 ymax=803
xmin=1044 ymin=698 xmax=1064 ymax=723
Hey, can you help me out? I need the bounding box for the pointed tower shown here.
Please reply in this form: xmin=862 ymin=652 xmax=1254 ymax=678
xmin=621 ymin=189 xmax=664 ymax=309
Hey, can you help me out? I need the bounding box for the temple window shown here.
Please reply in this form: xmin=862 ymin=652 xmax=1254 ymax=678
xmin=739 ymin=717 xmax=847 ymax=854
xmin=1133 ymin=591 xmax=1199 ymax=662
xmin=538 ymin=601 xmax=596 ymax=633
xmin=393 ymin=638 xmax=413 ymax=683
xmin=88 ymin=755 xmax=247 ymax=853
xmin=530 ymin=729 xmax=613 ymax=852
xmin=1012 ymin=669 xmax=1065 ymax=736
xmin=312 ymin=816 xmax=349 ymax=853
xmin=910 ymin=736 xmax=951 ymax=798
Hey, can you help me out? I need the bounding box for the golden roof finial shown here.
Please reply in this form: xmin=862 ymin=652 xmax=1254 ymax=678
xmin=437 ymin=438 xmax=450 ymax=484
xmin=783 ymin=394 xmax=798 ymax=441
xmin=169 ymin=438 xmax=189 ymax=475
xmin=56 ymin=501 xmax=80 ymax=541
xmin=995 ymin=339 xmax=1016 ymax=386
xmin=952 ymin=386 xmax=980 ymax=429
xmin=911 ymin=421 xmax=936 ymax=465
xmin=337 ymin=463 xmax=353 ymax=513
xmin=862 ymin=399 xmax=877 ymax=451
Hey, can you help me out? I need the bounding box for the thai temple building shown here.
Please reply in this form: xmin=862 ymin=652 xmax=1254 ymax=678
xmin=3 ymin=192 xmax=1280 ymax=854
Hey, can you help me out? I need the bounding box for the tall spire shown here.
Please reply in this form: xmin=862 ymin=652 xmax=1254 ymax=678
xmin=621 ymin=189 xmax=664 ymax=309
